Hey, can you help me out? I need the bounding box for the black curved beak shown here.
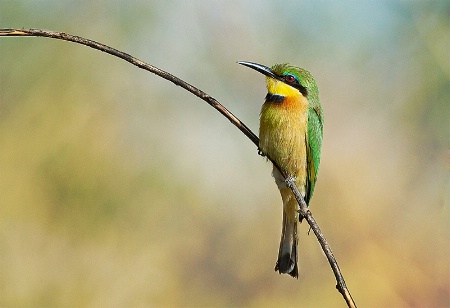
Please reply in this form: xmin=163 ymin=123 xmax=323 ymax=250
xmin=237 ymin=61 xmax=277 ymax=79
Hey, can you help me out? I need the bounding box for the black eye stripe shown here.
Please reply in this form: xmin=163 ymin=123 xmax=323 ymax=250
xmin=296 ymin=84 xmax=308 ymax=96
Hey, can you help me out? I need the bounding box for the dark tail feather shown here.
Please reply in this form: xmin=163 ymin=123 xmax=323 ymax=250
xmin=275 ymin=210 xmax=299 ymax=278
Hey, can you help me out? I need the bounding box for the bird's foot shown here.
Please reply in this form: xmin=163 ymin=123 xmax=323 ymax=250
xmin=257 ymin=148 xmax=265 ymax=157
xmin=284 ymin=175 xmax=296 ymax=186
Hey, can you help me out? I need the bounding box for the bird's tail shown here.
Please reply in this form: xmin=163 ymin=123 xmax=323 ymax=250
xmin=275 ymin=190 xmax=299 ymax=278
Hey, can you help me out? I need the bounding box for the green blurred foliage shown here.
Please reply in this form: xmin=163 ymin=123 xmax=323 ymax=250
xmin=0 ymin=1 xmax=448 ymax=307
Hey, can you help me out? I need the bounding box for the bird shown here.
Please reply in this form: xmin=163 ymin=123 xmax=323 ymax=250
xmin=238 ymin=61 xmax=323 ymax=278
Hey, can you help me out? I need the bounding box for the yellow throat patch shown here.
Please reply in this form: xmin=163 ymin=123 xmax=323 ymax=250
xmin=266 ymin=77 xmax=301 ymax=98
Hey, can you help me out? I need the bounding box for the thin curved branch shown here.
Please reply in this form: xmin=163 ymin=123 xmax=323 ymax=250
xmin=0 ymin=28 xmax=258 ymax=146
xmin=0 ymin=28 xmax=356 ymax=307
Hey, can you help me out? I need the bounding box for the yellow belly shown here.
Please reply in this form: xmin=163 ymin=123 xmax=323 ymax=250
xmin=259 ymin=94 xmax=309 ymax=192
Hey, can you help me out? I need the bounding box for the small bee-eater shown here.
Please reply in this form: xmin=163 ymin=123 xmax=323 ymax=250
xmin=238 ymin=61 xmax=323 ymax=278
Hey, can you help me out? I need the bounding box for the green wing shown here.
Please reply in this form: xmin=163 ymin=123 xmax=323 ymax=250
xmin=305 ymin=105 xmax=323 ymax=205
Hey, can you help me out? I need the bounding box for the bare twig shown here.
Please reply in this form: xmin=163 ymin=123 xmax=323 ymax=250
xmin=0 ymin=28 xmax=258 ymax=146
xmin=285 ymin=177 xmax=356 ymax=307
xmin=0 ymin=28 xmax=356 ymax=307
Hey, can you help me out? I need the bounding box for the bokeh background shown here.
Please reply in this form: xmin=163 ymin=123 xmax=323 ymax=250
xmin=1 ymin=1 xmax=448 ymax=307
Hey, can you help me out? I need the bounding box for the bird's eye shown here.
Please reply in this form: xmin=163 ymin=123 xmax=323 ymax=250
xmin=284 ymin=74 xmax=296 ymax=83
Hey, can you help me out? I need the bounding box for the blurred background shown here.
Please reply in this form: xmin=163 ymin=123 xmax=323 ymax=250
xmin=0 ymin=1 xmax=448 ymax=307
